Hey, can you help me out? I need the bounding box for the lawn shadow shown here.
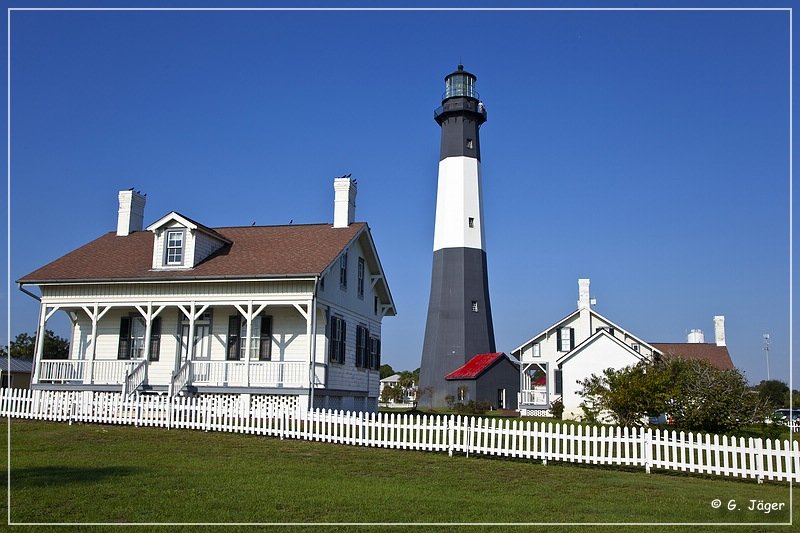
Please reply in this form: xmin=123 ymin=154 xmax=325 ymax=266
xmin=10 ymin=465 xmax=141 ymax=488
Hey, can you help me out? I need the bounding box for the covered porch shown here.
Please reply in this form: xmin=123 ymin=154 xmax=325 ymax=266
xmin=31 ymin=295 xmax=326 ymax=396
xmin=518 ymin=361 xmax=552 ymax=410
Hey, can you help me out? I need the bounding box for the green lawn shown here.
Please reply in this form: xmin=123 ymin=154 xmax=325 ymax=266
xmin=3 ymin=419 xmax=796 ymax=531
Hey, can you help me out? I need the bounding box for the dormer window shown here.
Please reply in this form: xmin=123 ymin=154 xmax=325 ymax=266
xmin=147 ymin=211 xmax=231 ymax=270
xmin=166 ymin=230 xmax=184 ymax=265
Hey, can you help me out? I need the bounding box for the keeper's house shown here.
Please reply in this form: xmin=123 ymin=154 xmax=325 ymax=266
xmin=17 ymin=178 xmax=395 ymax=412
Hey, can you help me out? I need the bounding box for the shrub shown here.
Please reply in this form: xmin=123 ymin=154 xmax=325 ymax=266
xmin=549 ymin=398 xmax=564 ymax=420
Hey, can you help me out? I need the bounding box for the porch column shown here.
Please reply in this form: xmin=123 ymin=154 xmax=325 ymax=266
xmin=143 ymin=303 xmax=153 ymax=362
xmin=135 ymin=302 xmax=165 ymax=362
xmin=309 ymin=297 xmax=318 ymax=411
xmin=244 ymin=301 xmax=253 ymax=387
xmin=31 ymin=302 xmax=47 ymax=384
xmin=187 ymin=302 xmax=196 ymax=361
xmin=84 ymin=303 xmax=99 ymax=384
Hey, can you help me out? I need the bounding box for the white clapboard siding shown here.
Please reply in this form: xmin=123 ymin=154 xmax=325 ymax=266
xmin=2 ymin=388 xmax=798 ymax=483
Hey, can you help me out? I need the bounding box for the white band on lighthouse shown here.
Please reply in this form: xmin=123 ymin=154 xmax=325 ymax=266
xmin=432 ymin=156 xmax=485 ymax=252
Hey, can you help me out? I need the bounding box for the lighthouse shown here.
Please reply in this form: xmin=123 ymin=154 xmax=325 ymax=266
xmin=419 ymin=65 xmax=496 ymax=407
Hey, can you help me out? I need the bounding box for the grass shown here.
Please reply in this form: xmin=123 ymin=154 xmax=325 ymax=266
xmin=3 ymin=419 xmax=797 ymax=531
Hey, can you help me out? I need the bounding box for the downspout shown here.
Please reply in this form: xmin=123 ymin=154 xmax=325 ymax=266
xmin=18 ymin=284 xmax=43 ymax=384
xmin=17 ymin=283 xmax=41 ymax=302
xmin=309 ymin=276 xmax=319 ymax=412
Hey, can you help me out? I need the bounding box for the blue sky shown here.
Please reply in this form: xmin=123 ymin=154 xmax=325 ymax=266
xmin=4 ymin=5 xmax=794 ymax=386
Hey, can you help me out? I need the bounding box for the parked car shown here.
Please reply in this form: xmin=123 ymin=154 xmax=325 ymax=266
xmin=771 ymin=409 xmax=800 ymax=425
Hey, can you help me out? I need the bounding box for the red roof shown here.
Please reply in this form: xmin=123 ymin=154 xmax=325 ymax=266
xmin=18 ymin=223 xmax=366 ymax=283
xmin=651 ymin=343 xmax=734 ymax=371
xmin=445 ymin=353 xmax=508 ymax=380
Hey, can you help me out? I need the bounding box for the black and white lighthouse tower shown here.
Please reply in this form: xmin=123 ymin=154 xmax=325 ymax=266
xmin=419 ymin=65 xmax=496 ymax=407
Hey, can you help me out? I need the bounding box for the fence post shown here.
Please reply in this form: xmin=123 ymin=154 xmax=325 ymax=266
xmin=447 ymin=416 xmax=453 ymax=457
xmin=68 ymin=392 xmax=75 ymax=426
xmin=754 ymin=437 xmax=764 ymax=484
xmin=167 ymin=394 xmax=173 ymax=431
xmin=643 ymin=427 xmax=652 ymax=474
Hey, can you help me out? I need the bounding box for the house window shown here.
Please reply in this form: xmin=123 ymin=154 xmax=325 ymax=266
xmin=471 ymin=301 xmax=478 ymax=313
xmin=339 ymin=251 xmax=348 ymax=289
xmin=166 ymin=230 xmax=184 ymax=265
xmin=227 ymin=314 xmax=272 ymax=361
xmin=631 ymin=343 xmax=640 ymax=353
xmin=355 ymin=324 xmax=369 ymax=368
xmin=532 ymin=343 xmax=541 ymax=358
xmin=468 ymin=217 xmax=475 ymax=228
xmin=557 ymin=327 xmax=574 ymax=352
xmin=328 ymin=316 xmax=346 ymax=364
xmin=118 ymin=316 xmax=161 ymax=361
xmin=357 ymin=257 xmax=365 ymax=299
xmin=466 ymin=138 xmax=473 ymax=149
xmin=596 ymin=326 xmax=615 ymax=336
xmin=457 ymin=387 xmax=466 ymax=401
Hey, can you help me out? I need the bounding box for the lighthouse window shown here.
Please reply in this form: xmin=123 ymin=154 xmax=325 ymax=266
xmin=468 ymin=217 xmax=475 ymax=228
xmin=466 ymin=138 xmax=473 ymax=149
xmin=471 ymin=301 xmax=478 ymax=313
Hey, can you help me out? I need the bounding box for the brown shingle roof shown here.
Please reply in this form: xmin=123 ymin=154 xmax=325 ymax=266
xmin=651 ymin=343 xmax=734 ymax=371
xmin=18 ymin=223 xmax=366 ymax=283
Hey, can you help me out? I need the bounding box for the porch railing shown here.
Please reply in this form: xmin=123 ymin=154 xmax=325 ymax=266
xmin=191 ymin=361 xmax=308 ymax=388
xmin=122 ymin=360 xmax=147 ymax=396
xmin=37 ymin=360 xmax=137 ymax=385
xmin=169 ymin=361 xmax=192 ymax=396
xmin=38 ymin=360 xmax=85 ymax=382
xmin=518 ymin=389 xmax=549 ymax=406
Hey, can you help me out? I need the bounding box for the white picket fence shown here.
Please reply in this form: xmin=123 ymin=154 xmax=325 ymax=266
xmin=2 ymin=388 xmax=798 ymax=483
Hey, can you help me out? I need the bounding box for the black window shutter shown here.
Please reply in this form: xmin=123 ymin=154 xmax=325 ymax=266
xmin=569 ymin=328 xmax=575 ymax=350
xmin=555 ymin=369 xmax=563 ymax=395
xmin=327 ymin=316 xmax=335 ymax=364
xmin=356 ymin=326 xmax=365 ymax=367
xmin=340 ymin=321 xmax=347 ymax=364
xmin=556 ymin=329 xmax=563 ymax=352
xmin=376 ymin=338 xmax=381 ymax=369
xmin=227 ymin=315 xmax=241 ymax=361
xmin=148 ymin=317 xmax=161 ymax=361
xmin=259 ymin=315 xmax=273 ymax=361
xmin=118 ymin=317 xmax=131 ymax=360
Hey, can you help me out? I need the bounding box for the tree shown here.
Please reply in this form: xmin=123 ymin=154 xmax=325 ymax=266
xmin=380 ymin=384 xmax=403 ymax=403
xmin=379 ymin=364 xmax=395 ymax=380
xmin=9 ymin=330 xmax=69 ymax=359
xmin=579 ymin=361 xmax=667 ymax=426
xmin=755 ymin=380 xmax=789 ymax=409
xmin=579 ymin=358 xmax=770 ymax=434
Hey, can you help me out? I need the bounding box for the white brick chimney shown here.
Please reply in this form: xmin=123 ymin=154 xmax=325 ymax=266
xmin=117 ymin=189 xmax=146 ymax=236
xmin=713 ymin=315 xmax=726 ymax=347
xmin=687 ymin=329 xmax=705 ymax=343
xmin=577 ymin=278 xmax=591 ymax=310
xmin=333 ymin=177 xmax=357 ymax=228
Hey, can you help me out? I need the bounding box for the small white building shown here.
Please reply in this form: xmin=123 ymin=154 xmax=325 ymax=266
xmin=512 ymin=279 xmax=732 ymax=420
xmin=379 ymin=373 xmax=417 ymax=405
xmin=18 ymin=178 xmax=395 ymax=412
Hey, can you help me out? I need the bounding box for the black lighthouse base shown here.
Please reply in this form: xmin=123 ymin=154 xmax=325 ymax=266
xmin=419 ymin=247 xmax=496 ymax=408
